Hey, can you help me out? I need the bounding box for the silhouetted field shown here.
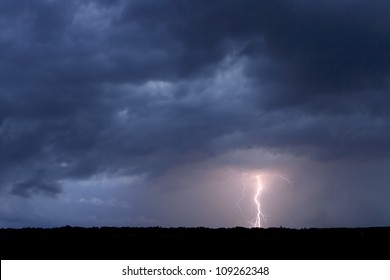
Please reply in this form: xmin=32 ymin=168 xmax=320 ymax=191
xmin=1 ymin=226 xmax=389 ymax=259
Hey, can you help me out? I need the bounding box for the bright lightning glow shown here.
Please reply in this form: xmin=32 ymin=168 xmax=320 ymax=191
xmin=253 ymin=175 xmax=264 ymax=228
xmin=234 ymin=171 xmax=292 ymax=228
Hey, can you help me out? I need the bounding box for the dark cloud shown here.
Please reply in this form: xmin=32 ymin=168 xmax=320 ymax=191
xmin=252 ymin=1 xmax=390 ymax=111
xmin=11 ymin=177 xmax=61 ymax=198
xmin=1 ymin=0 xmax=390 ymax=227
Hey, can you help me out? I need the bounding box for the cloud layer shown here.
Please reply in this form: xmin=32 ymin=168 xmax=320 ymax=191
xmin=1 ymin=0 xmax=390 ymax=228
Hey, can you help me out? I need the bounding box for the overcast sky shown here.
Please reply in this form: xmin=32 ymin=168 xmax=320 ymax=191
xmin=1 ymin=0 xmax=390 ymax=228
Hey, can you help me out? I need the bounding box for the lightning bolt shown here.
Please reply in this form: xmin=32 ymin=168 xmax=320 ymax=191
xmin=271 ymin=173 xmax=293 ymax=187
xmin=233 ymin=173 xmax=250 ymax=222
xmin=253 ymin=175 xmax=264 ymax=228
xmin=234 ymin=172 xmax=292 ymax=228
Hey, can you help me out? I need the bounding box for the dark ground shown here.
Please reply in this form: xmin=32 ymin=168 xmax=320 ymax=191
xmin=1 ymin=226 xmax=389 ymax=259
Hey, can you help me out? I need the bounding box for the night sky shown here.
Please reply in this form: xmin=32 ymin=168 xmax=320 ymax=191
xmin=1 ymin=0 xmax=390 ymax=228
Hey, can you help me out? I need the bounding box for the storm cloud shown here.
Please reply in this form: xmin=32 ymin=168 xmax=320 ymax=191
xmin=1 ymin=0 xmax=390 ymax=228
